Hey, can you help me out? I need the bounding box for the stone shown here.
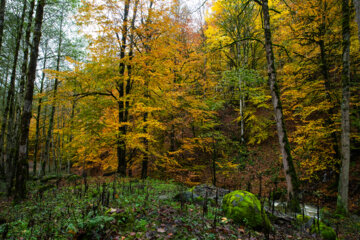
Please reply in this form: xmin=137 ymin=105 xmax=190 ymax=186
xmin=222 ymin=190 xmax=271 ymax=231
xmin=173 ymin=191 xmax=201 ymax=203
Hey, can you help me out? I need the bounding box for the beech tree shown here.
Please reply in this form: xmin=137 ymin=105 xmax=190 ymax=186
xmin=337 ymin=0 xmax=351 ymax=215
xmin=15 ymin=0 xmax=46 ymax=201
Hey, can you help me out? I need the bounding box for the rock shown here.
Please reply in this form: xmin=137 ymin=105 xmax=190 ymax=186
xmin=222 ymin=190 xmax=271 ymax=231
xmin=159 ymin=195 xmax=170 ymax=200
xmin=173 ymin=191 xmax=202 ymax=203
xmin=190 ymin=184 xmax=229 ymax=204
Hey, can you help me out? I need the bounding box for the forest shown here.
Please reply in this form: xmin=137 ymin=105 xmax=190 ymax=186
xmin=0 ymin=0 xmax=359 ymax=239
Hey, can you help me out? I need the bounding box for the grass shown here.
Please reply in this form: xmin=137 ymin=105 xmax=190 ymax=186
xmin=0 ymin=176 xmax=359 ymax=240
xmin=0 ymin=177 xmax=244 ymax=240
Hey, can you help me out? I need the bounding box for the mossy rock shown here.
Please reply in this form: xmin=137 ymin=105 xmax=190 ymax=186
xmin=222 ymin=190 xmax=271 ymax=231
xmin=296 ymin=214 xmax=311 ymax=224
xmin=311 ymin=220 xmax=336 ymax=240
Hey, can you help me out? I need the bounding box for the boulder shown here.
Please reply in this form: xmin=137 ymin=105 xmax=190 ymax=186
xmin=173 ymin=191 xmax=202 ymax=204
xmin=190 ymin=184 xmax=230 ymax=204
xmin=222 ymin=190 xmax=271 ymax=231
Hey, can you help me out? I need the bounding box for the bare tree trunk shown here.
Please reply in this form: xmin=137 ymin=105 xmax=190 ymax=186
xmin=0 ymin=0 xmax=6 ymax=54
xmin=116 ymin=0 xmax=130 ymax=176
xmin=42 ymin=12 xmax=63 ymax=176
xmin=212 ymin=138 xmax=217 ymax=186
xmin=141 ymin=111 xmax=149 ymax=179
xmin=141 ymin=0 xmax=154 ymax=180
xmin=353 ymin=0 xmax=360 ymax=42
xmin=0 ymin=60 xmax=9 ymax=176
xmin=2 ymin=0 xmax=27 ymax=195
xmin=238 ymin=72 xmax=244 ymax=143
xmin=124 ymin=0 xmax=139 ymax=174
xmin=18 ymin=0 xmax=36 ymax=105
xmin=15 ymin=0 xmax=46 ymax=201
xmin=261 ymin=0 xmax=300 ymax=212
xmin=337 ymin=0 xmax=351 ymax=215
xmin=33 ymin=42 xmax=48 ymax=176
xmin=67 ymin=101 xmax=76 ymax=174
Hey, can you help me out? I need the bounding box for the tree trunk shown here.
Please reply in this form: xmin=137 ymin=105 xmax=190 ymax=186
xmin=2 ymin=0 xmax=27 ymax=195
xmin=116 ymin=0 xmax=130 ymax=176
xmin=0 ymin=0 xmax=6 ymax=54
xmin=140 ymin=0 xmax=154 ymax=180
xmin=212 ymin=138 xmax=217 ymax=186
xmin=15 ymin=0 xmax=46 ymax=201
xmin=0 ymin=64 xmax=9 ymax=176
xmin=141 ymin=111 xmax=149 ymax=179
xmin=337 ymin=0 xmax=351 ymax=215
xmin=19 ymin=0 xmax=36 ymax=105
xmin=353 ymin=0 xmax=360 ymax=42
xmin=261 ymin=0 xmax=300 ymax=212
xmin=33 ymin=43 xmax=48 ymax=176
xmin=42 ymin=12 xmax=63 ymax=176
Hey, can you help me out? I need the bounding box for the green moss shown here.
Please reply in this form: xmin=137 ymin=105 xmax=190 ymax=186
xmin=296 ymin=214 xmax=310 ymax=224
xmin=311 ymin=220 xmax=336 ymax=240
xmin=222 ymin=190 xmax=271 ymax=231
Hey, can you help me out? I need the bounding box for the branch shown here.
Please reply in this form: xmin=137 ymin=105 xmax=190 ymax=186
xmin=211 ymin=37 xmax=264 ymax=52
xmin=72 ymin=92 xmax=114 ymax=100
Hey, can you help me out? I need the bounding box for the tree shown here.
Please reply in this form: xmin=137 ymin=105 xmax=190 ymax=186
xmin=0 ymin=0 xmax=6 ymax=54
xmin=337 ymin=0 xmax=350 ymax=215
xmin=15 ymin=0 xmax=46 ymax=201
xmin=354 ymin=0 xmax=360 ymax=42
xmin=258 ymin=0 xmax=300 ymax=211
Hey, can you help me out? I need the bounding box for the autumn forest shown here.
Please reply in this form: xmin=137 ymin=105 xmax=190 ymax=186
xmin=0 ymin=0 xmax=359 ymax=239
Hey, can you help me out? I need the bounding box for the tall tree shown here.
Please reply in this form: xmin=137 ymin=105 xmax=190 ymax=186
xmin=116 ymin=0 xmax=130 ymax=177
xmin=15 ymin=0 xmax=46 ymax=201
xmin=337 ymin=0 xmax=351 ymax=214
xmin=33 ymin=42 xmax=48 ymax=176
xmin=259 ymin=0 xmax=300 ymax=211
xmin=42 ymin=10 xmax=64 ymax=176
xmin=0 ymin=0 xmax=27 ymax=194
xmin=354 ymin=0 xmax=360 ymax=42
xmin=0 ymin=0 xmax=6 ymax=54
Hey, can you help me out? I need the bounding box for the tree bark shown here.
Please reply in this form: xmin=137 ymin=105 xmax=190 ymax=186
xmin=141 ymin=0 xmax=154 ymax=179
xmin=116 ymin=0 xmax=130 ymax=176
xmin=0 ymin=63 xmax=9 ymax=176
xmin=1 ymin=0 xmax=27 ymax=195
xmin=353 ymin=0 xmax=360 ymax=42
xmin=337 ymin=0 xmax=351 ymax=215
xmin=19 ymin=0 xmax=36 ymax=105
xmin=261 ymin=0 xmax=300 ymax=212
xmin=42 ymin=12 xmax=63 ymax=176
xmin=0 ymin=0 xmax=6 ymax=54
xmin=33 ymin=43 xmax=48 ymax=176
xmin=15 ymin=0 xmax=46 ymax=201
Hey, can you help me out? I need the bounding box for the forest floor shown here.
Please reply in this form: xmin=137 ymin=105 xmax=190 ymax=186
xmin=0 ymin=176 xmax=359 ymax=240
